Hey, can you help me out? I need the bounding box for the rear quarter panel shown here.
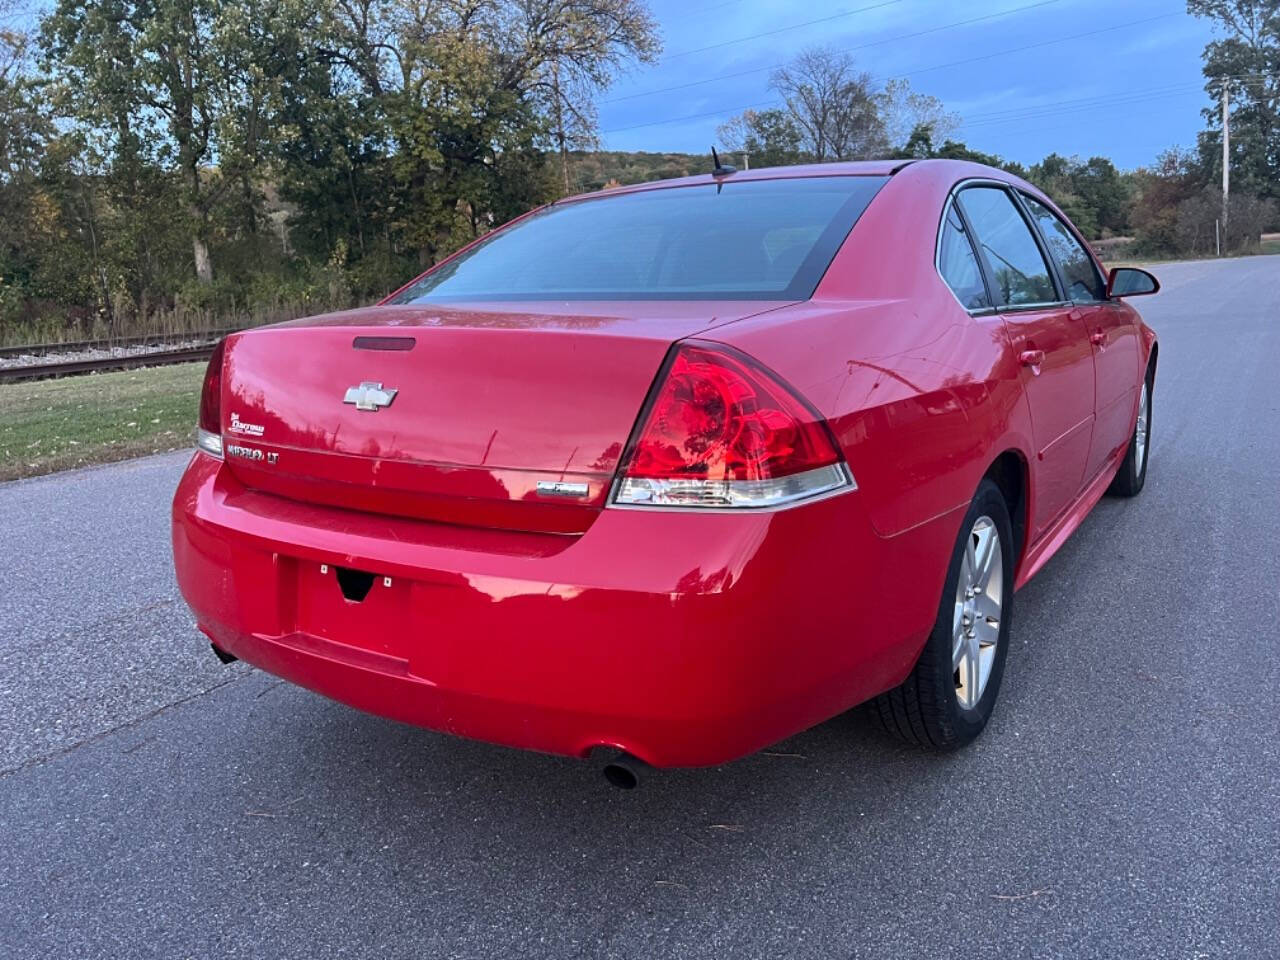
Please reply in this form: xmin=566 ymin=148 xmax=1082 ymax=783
xmin=704 ymin=161 xmax=1036 ymax=555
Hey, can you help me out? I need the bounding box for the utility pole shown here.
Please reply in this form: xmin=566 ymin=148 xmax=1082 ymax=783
xmin=1222 ymin=82 xmax=1230 ymax=230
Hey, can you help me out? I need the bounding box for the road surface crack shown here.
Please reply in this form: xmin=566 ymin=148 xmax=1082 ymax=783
xmin=0 ymin=671 xmax=248 ymax=779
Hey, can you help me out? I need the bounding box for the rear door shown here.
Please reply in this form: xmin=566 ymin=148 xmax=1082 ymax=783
xmin=1020 ymin=193 xmax=1141 ymax=482
xmin=956 ymin=184 xmax=1096 ymax=535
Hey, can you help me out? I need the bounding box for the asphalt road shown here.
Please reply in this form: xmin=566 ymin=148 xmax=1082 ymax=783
xmin=2 ymin=256 xmax=1278 ymax=959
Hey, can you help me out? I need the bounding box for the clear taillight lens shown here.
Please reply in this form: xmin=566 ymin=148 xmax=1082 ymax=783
xmin=196 ymin=339 xmax=225 ymax=458
xmin=612 ymin=342 xmax=854 ymax=509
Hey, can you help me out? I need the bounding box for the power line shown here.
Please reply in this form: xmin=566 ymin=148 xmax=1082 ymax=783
xmin=955 ymin=86 xmax=1204 ymax=133
xmin=952 ymin=72 xmax=1280 ymax=132
xmin=661 ymin=0 xmax=904 ymax=61
xmin=604 ymin=98 xmax=778 ymax=135
xmin=605 ymin=0 xmax=1062 ymax=104
xmin=601 ymin=10 xmax=1183 ymax=135
xmin=890 ymin=11 xmax=1180 ymax=82
xmin=945 ymin=76 xmax=1274 ymax=145
xmin=960 ymin=81 xmax=1202 ymax=122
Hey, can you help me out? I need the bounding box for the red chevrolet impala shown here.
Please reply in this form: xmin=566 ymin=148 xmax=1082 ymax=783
xmin=172 ymin=159 xmax=1159 ymax=780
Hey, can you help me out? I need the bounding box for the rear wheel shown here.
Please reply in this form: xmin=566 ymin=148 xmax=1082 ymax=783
xmin=872 ymin=478 xmax=1014 ymax=750
xmin=1108 ymin=371 xmax=1152 ymax=497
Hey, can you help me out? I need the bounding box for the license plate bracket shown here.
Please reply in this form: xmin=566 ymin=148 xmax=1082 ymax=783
xmin=295 ymin=561 xmax=410 ymax=660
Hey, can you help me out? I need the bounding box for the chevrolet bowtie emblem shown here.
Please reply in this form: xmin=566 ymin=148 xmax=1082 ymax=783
xmin=343 ymin=381 xmax=398 ymax=412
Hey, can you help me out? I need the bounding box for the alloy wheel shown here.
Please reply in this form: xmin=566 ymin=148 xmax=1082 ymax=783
xmin=1134 ymin=381 xmax=1149 ymax=475
xmin=953 ymin=516 xmax=1003 ymax=710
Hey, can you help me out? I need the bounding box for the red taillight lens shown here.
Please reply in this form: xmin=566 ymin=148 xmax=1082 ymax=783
xmin=614 ymin=342 xmax=852 ymax=508
xmin=196 ymin=339 xmax=226 ymax=456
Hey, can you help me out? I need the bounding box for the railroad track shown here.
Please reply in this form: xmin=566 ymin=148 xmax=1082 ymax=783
xmin=0 ymin=328 xmax=237 ymax=360
xmin=0 ymin=345 xmax=216 ymax=384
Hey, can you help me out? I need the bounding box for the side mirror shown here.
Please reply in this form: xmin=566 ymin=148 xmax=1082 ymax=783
xmin=1106 ymin=267 xmax=1159 ymax=299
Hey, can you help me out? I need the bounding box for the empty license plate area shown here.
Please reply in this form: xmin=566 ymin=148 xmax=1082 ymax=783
xmin=296 ymin=562 xmax=411 ymax=660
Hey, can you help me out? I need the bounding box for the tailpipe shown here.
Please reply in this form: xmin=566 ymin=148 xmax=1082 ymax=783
xmin=600 ymin=751 xmax=647 ymax=790
xmin=210 ymin=642 xmax=238 ymax=665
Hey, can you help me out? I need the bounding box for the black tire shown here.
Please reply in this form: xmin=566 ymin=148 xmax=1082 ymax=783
xmin=1108 ymin=368 xmax=1153 ymax=497
xmin=872 ymin=478 xmax=1015 ymax=751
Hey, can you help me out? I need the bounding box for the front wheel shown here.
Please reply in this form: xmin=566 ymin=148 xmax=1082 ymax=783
xmin=872 ymin=478 xmax=1015 ymax=750
xmin=1108 ymin=373 xmax=1152 ymax=497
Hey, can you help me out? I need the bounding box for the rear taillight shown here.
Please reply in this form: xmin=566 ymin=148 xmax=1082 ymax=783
xmin=612 ymin=342 xmax=853 ymax=509
xmin=196 ymin=339 xmax=226 ymax=458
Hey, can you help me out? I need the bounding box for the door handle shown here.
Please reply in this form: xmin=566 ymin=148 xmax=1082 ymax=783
xmin=1018 ymin=349 xmax=1045 ymax=367
xmin=1090 ymin=330 xmax=1107 ymax=346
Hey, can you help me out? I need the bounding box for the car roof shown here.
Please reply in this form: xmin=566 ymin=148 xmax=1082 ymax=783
xmin=558 ymin=158 xmax=1030 ymax=205
xmin=561 ymin=160 xmax=903 ymax=204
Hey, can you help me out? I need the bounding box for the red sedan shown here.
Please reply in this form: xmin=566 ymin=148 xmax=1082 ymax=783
xmin=172 ymin=159 xmax=1159 ymax=780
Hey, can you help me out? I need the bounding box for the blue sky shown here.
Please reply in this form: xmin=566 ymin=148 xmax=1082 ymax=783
xmin=599 ymin=0 xmax=1220 ymax=169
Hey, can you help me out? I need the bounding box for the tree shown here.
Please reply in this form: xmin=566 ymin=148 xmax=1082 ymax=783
xmin=282 ymin=0 xmax=658 ymax=268
xmin=1128 ymin=147 xmax=1203 ymax=254
xmin=1029 ymin=155 xmax=1098 ymax=239
xmin=769 ymin=46 xmax=885 ymax=161
xmin=1177 ymin=185 xmax=1276 ymax=252
xmin=1188 ymin=0 xmax=1280 ymax=207
xmin=1074 ymin=157 xmax=1131 ymax=235
xmin=716 ymin=108 xmax=805 ymax=168
xmin=718 ymin=52 xmax=965 ymax=167
xmin=0 ymin=4 xmax=45 ymax=183
xmin=517 ymin=0 xmax=660 ymax=194
xmin=892 ymin=134 xmax=1028 ymax=179
xmin=878 ymin=78 xmax=958 ymax=152
xmin=210 ymin=1 xmax=313 ymax=239
xmin=3 ymin=0 xmax=663 ymax=339
xmin=1026 ymin=154 xmax=1131 ymax=239
xmin=42 ymin=0 xmax=259 ymax=284
xmin=0 ymin=2 xmax=53 ymax=321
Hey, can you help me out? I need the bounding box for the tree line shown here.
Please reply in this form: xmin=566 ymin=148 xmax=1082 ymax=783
xmin=0 ymin=0 xmax=659 ymax=340
xmin=0 ymin=0 xmax=1276 ymax=343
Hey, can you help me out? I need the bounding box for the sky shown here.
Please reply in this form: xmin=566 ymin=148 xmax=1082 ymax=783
xmin=599 ymin=0 xmax=1222 ymax=169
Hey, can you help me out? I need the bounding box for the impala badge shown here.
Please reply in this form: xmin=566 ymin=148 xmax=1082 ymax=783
xmin=343 ymin=381 xmax=398 ymax=412
xmin=227 ymin=444 xmax=277 ymax=465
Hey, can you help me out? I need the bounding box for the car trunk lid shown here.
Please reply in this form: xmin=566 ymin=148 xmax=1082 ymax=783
xmin=217 ymin=301 xmax=790 ymax=533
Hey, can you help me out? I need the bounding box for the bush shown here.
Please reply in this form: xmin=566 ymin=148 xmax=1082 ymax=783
xmin=1176 ymin=188 xmax=1277 ymax=257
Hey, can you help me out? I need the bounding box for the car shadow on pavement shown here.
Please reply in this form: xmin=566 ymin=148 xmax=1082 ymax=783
xmin=223 ymin=673 xmax=980 ymax=865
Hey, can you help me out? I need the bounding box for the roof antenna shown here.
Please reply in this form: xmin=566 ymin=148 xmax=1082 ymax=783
xmin=711 ymin=146 xmax=737 ymax=177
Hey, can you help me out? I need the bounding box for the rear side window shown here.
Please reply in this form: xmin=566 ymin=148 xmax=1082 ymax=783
xmin=938 ymin=203 xmax=990 ymax=310
xmin=1022 ymin=195 xmax=1106 ymax=302
xmin=956 ymin=186 xmax=1057 ymax=307
xmin=390 ymin=176 xmax=888 ymax=303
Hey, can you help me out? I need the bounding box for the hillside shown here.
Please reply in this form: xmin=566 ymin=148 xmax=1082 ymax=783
xmin=567 ymin=150 xmax=716 ymax=191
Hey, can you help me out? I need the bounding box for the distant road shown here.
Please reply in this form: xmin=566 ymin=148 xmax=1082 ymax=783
xmin=1 ymin=255 xmax=1278 ymax=959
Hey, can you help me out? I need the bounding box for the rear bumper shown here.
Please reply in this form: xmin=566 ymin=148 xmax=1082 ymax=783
xmin=172 ymin=453 xmax=949 ymax=766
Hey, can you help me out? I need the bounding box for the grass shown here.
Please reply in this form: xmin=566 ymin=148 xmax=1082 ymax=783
xmin=1107 ymin=247 xmax=1280 ymax=269
xmin=1104 ymin=232 xmax=1280 ymax=268
xmin=0 ymin=362 xmax=204 ymax=481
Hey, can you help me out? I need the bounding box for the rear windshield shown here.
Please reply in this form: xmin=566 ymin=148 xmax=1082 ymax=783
xmin=390 ymin=176 xmax=888 ymax=303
